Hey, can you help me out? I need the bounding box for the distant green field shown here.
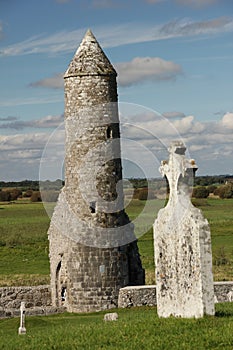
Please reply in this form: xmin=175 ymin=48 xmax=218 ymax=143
xmin=0 ymin=198 xmax=232 ymax=286
xmin=0 ymin=202 xmax=50 ymax=286
xmin=127 ymin=197 xmax=233 ymax=283
xmin=194 ymin=198 xmax=233 ymax=282
xmin=0 ymin=303 xmax=233 ymax=350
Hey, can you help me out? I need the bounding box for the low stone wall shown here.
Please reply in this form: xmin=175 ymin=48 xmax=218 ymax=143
xmin=0 ymin=285 xmax=51 ymax=309
xmin=0 ymin=285 xmax=54 ymax=318
xmin=0 ymin=282 xmax=232 ymax=318
xmin=118 ymin=282 xmax=233 ymax=308
xmin=0 ymin=306 xmax=66 ymax=318
xmin=118 ymin=285 xmax=157 ymax=308
xmin=214 ymin=281 xmax=233 ymax=303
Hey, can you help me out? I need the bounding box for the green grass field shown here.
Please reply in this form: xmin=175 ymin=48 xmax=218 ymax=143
xmin=128 ymin=197 xmax=233 ymax=283
xmin=0 ymin=197 xmax=232 ymax=286
xmin=0 ymin=303 xmax=233 ymax=350
xmin=0 ymin=202 xmax=50 ymax=286
xmin=0 ymin=198 xmax=233 ymax=349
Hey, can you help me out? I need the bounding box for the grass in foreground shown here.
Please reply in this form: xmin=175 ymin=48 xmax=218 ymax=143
xmin=0 ymin=303 xmax=233 ymax=350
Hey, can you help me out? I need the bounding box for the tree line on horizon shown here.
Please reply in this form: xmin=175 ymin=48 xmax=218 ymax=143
xmin=0 ymin=175 xmax=233 ymax=202
xmin=0 ymin=175 xmax=232 ymax=190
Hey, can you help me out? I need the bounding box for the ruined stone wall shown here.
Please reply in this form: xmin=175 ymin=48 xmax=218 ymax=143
xmin=0 ymin=285 xmax=51 ymax=309
xmin=118 ymin=285 xmax=157 ymax=308
xmin=214 ymin=281 xmax=233 ymax=303
xmin=0 ymin=282 xmax=232 ymax=318
xmin=118 ymin=282 xmax=233 ymax=308
xmin=0 ymin=285 xmax=53 ymax=318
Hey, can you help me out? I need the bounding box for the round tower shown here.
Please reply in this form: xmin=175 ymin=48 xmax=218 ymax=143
xmin=48 ymin=30 xmax=144 ymax=313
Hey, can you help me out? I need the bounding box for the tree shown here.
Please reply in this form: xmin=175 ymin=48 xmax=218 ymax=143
xmin=215 ymin=184 xmax=233 ymax=199
xmin=138 ymin=188 xmax=148 ymax=200
xmin=9 ymin=188 xmax=22 ymax=200
xmin=0 ymin=190 xmax=11 ymax=201
xmin=137 ymin=188 xmax=156 ymax=200
xmin=0 ymin=189 xmax=22 ymax=201
xmin=207 ymin=185 xmax=217 ymax=194
xmin=192 ymin=186 xmax=209 ymax=199
xmin=23 ymin=189 xmax=33 ymax=198
xmin=30 ymin=191 xmax=42 ymax=202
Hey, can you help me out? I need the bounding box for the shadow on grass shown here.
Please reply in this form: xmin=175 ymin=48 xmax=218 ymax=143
xmin=215 ymin=303 xmax=233 ymax=317
xmin=215 ymin=310 xmax=233 ymax=318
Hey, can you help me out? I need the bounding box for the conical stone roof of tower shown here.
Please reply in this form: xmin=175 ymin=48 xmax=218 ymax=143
xmin=64 ymin=29 xmax=117 ymax=78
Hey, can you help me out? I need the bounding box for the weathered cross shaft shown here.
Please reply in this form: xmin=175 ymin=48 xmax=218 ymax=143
xmin=154 ymin=141 xmax=215 ymax=318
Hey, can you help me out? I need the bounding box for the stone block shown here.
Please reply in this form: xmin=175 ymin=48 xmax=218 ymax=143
xmin=104 ymin=312 xmax=118 ymax=321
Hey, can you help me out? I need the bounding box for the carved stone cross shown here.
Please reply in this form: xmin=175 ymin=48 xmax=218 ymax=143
xmin=18 ymin=302 xmax=26 ymax=335
xmin=153 ymin=141 xmax=215 ymax=318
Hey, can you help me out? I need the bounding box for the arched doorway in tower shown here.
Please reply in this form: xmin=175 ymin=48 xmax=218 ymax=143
xmin=55 ymin=260 xmax=67 ymax=307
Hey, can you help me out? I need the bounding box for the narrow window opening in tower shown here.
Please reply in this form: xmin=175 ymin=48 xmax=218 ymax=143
xmin=106 ymin=126 xmax=112 ymax=139
xmin=90 ymin=201 xmax=96 ymax=213
xmin=61 ymin=287 xmax=67 ymax=302
xmin=55 ymin=261 xmax=62 ymax=306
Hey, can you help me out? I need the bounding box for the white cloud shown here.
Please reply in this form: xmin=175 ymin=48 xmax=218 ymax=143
xmin=189 ymin=144 xmax=209 ymax=152
xmin=122 ymin=113 xmax=187 ymax=142
xmin=173 ymin=115 xmax=206 ymax=134
xmin=30 ymin=73 xmax=63 ymax=89
xmin=169 ymin=114 xmax=233 ymax=174
xmin=121 ymin=111 xmax=158 ymax=123
xmin=55 ymin=0 xmax=71 ymax=3
xmin=0 ymin=115 xmax=63 ymax=130
xmin=34 ymin=115 xmax=64 ymax=128
xmin=158 ymin=17 xmax=232 ymax=39
xmin=0 ymin=22 xmax=3 ymax=40
xmin=173 ymin=115 xmax=195 ymax=134
xmin=176 ymin=0 xmax=218 ymax=7
xmin=0 ymin=130 xmax=65 ymax=180
xmin=0 ymin=111 xmax=233 ymax=180
xmin=0 ymin=116 xmax=18 ymax=122
xmin=122 ymin=111 xmax=233 ymax=175
xmin=91 ymin=0 xmax=118 ymax=8
xmin=0 ymin=133 xmax=48 ymax=153
xmin=145 ymin=0 xmax=164 ymax=3
xmin=30 ymin=57 xmax=182 ymax=88
xmin=116 ymin=57 xmax=182 ymax=86
xmin=145 ymin=0 xmax=218 ymax=5
xmin=162 ymin=111 xmax=186 ymax=119
xmin=0 ymin=95 xmax=63 ymax=107
xmin=221 ymin=112 xmax=233 ymax=130
xmin=0 ymin=17 xmax=232 ymax=57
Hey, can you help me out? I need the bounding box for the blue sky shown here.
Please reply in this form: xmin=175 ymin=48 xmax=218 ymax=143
xmin=0 ymin=0 xmax=233 ymax=180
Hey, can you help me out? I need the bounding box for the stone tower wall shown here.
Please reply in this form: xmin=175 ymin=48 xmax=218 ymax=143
xmin=64 ymin=74 xmax=124 ymax=220
xmin=48 ymin=30 xmax=144 ymax=313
